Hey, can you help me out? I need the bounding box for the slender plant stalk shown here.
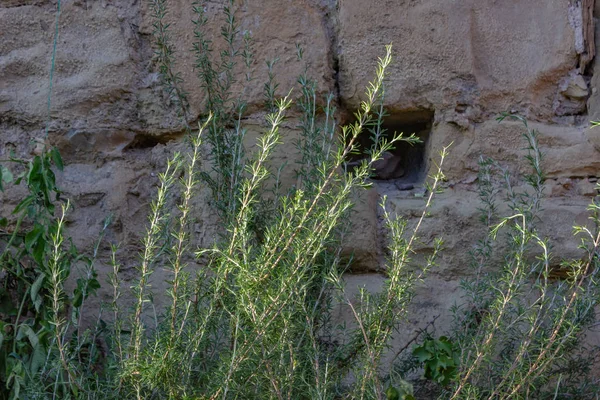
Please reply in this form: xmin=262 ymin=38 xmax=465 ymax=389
xmin=168 ymin=115 xmax=212 ymax=336
xmin=130 ymin=156 xmax=181 ymax=365
xmin=48 ymin=201 xmax=82 ymax=393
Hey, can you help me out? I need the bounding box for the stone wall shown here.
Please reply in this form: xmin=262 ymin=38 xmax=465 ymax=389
xmin=1 ymin=0 xmax=600 ymax=371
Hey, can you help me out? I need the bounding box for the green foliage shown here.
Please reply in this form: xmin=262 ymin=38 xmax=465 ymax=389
xmin=413 ymin=336 xmax=458 ymax=386
xmin=114 ymin=38 xmax=437 ymax=399
xmin=0 ymin=145 xmax=109 ymax=399
xmin=386 ymin=378 xmax=415 ymax=400
xmin=2 ymin=0 xmax=599 ymax=399
xmin=149 ymin=0 xmax=190 ymax=125
xmin=191 ymin=0 xmax=255 ymax=224
xmin=447 ymin=116 xmax=600 ymax=399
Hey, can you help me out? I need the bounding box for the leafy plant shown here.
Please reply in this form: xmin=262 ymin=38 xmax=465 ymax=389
xmin=413 ymin=336 xmax=459 ymax=386
xmin=448 ymin=115 xmax=600 ymax=399
xmin=386 ymin=379 xmax=415 ymax=400
xmin=0 ymin=143 xmax=110 ymax=399
xmin=116 ymin=34 xmax=440 ymax=398
xmin=2 ymin=0 xmax=599 ymax=399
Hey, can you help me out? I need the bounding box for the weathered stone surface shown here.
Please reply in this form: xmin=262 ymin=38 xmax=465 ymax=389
xmin=334 ymin=274 xmax=462 ymax=368
xmin=1 ymin=0 xmax=600 ymax=381
xmin=138 ymin=0 xmax=335 ymax=121
xmin=585 ymin=0 xmax=600 ymax=119
xmin=555 ymin=70 xmax=589 ymax=116
xmin=338 ymin=1 xmax=577 ymax=120
xmin=561 ymin=73 xmax=589 ymax=99
xmin=424 ymin=119 xmax=600 ymax=185
xmin=586 ymin=124 xmax=600 ymax=152
xmin=343 ymin=187 xmax=381 ymax=272
xmin=0 ymin=2 xmax=138 ymax=130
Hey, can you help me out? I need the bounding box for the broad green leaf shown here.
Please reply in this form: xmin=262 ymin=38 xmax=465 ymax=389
xmin=27 ymin=156 xmax=42 ymax=187
xmin=10 ymin=378 xmax=20 ymax=400
xmin=436 ymin=357 xmax=448 ymax=369
xmin=413 ymin=346 xmax=431 ymax=362
xmin=73 ymin=288 xmax=83 ymax=308
xmin=386 ymin=386 xmax=400 ymax=400
xmin=436 ymin=337 xmax=453 ymax=355
xmin=89 ymin=278 xmax=101 ymax=291
xmin=45 ymin=168 xmax=56 ymax=192
xmin=33 ymin=297 xmax=42 ymax=314
xmin=14 ymin=171 xmax=25 ymax=185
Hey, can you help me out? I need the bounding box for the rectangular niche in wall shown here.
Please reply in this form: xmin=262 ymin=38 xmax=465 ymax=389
xmin=355 ymin=110 xmax=433 ymax=185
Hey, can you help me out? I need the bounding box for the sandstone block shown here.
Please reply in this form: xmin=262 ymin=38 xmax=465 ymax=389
xmin=0 ymin=2 xmax=136 ymax=127
xmin=586 ymin=124 xmax=600 ymax=152
xmin=139 ymin=0 xmax=335 ymax=121
xmin=338 ymin=1 xmax=576 ymax=118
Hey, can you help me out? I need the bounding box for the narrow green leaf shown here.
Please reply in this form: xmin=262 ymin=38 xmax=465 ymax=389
xmin=32 ymin=236 xmax=46 ymax=266
xmin=12 ymin=195 xmax=34 ymax=215
xmin=27 ymin=156 xmax=42 ymax=186
xmin=72 ymin=288 xmax=83 ymax=308
xmin=50 ymin=147 xmax=63 ymax=171
xmin=31 ymin=273 xmax=45 ymax=306
xmin=25 ymin=225 xmax=43 ymax=251
xmin=29 ymin=343 xmax=46 ymax=375
xmin=1 ymin=165 xmax=14 ymax=191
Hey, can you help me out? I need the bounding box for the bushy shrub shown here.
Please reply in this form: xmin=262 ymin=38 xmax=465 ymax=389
xmin=1 ymin=1 xmax=598 ymax=399
xmin=445 ymin=116 xmax=600 ymax=399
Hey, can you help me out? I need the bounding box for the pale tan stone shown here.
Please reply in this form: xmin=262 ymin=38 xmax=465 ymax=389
xmin=2 ymin=0 xmax=600 ymax=365
xmin=337 ymin=0 xmax=576 ymax=119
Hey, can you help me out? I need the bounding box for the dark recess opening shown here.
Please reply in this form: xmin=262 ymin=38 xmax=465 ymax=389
xmin=353 ymin=110 xmax=434 ymax=185
xmin=124 ymin=132 xmax=181 ymax=151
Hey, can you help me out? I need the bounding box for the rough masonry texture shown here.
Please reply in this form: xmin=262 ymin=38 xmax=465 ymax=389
xmin=1 ymin=0 xmax=600 ymax=368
